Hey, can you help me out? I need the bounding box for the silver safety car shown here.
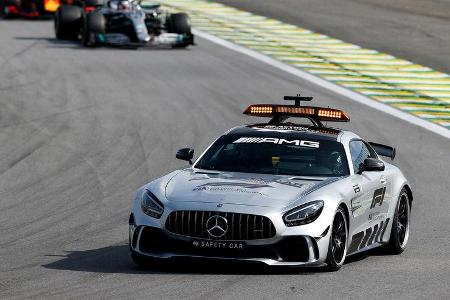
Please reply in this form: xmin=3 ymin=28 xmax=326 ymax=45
xmin=129 ymin=95 xmax=413 ymax=271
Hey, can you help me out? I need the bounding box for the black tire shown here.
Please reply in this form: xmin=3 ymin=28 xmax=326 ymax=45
xmin=55 ymin=5 xmax=82 ymax=40
xmin=83 ymin=0 xmax=103 ymax=7
xmin=1 ymin=0 xmax=20 ymax=18
xmin=167 ymin=13 xmax=191 ymax=35
xmin=324 ymin=206 xmax=348 ymax=271
xmin=82 ymin=12 xmax=105 ymax=47
xmin=385 ymin=188 xmax=411 ymax=254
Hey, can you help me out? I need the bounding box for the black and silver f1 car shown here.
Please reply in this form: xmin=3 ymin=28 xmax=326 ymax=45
xmin=54 ymin=0 xmax=194 ymax=47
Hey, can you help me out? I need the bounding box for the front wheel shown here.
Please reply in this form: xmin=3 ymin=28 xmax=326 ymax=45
xmin=386 ymin=188 xmax=411 ymax=254
xmin=167 ymin=13 xmax=192 ymax=48
xmin=82 ymin=12 xmax=105 ymax=47
xmin=167 ymin=13 xmax=191 ymax=35
xmin=55 ymin=5 xmax=82 ymax=40
xmin=325 ymin=206 xmax=348 ymax=271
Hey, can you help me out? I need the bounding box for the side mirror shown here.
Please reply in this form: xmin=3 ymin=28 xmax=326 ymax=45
xmin=176 ymin=148 xmax=194 ymax=165
xmin=359 ymin=158 xmax=385 ymax=174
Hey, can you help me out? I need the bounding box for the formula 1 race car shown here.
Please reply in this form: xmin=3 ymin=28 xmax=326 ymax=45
xmin=0 ymin=0 xmax=60 ymax=18
xmin=54 ymin=0 xmax=194 ymax=48
xmin=129 ymin=95 xmax=413 ymax=271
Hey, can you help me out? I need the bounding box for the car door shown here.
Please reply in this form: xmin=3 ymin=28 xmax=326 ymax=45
xmin=347 ymin=140 xmax=389 ymax=253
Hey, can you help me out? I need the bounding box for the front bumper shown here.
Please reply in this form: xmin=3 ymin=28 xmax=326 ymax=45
xmin=129 ymin=223 xmax=325 ymax=267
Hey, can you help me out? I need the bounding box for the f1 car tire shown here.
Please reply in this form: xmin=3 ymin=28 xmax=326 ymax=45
xmin=324 ymin=206 xmax=348 ymax=271
xmin=167 ymin=13 xmax=191 ymax=35
xmin=83 ymin=0 xmax=103 ymax=7
xmin=55 ymin=5 xmax=82 ymax=40
xmin=385 ymin=188 xmax=410 ymax=254
xmin=1 ymin=0 xmax=20 ymax=18
xmin=82 ymin=12 xmax=105 ymax=47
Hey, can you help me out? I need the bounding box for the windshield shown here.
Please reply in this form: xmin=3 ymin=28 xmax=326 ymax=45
xmin=195 ymin=135 xmax=349 ymax=177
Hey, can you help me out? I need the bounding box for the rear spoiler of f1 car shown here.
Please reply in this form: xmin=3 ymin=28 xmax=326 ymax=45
xmin=369 ymin=142 xmax=396 ymax=160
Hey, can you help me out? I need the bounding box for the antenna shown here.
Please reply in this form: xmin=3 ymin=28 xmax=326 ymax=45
xmin=283 ymin=94 xmax=313 ymax=106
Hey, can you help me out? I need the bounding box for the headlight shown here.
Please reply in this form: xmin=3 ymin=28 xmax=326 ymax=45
xmin=141 ymin=190 xmax=164 ymax=218
xmin=283 ymin=200 xmax=324 ymax=227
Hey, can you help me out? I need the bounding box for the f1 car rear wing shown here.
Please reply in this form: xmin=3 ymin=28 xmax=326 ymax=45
xmin=243 ymin=95 xmax=349 ymax=127
xmin=369 ymin=142 xmax=396 ymax=160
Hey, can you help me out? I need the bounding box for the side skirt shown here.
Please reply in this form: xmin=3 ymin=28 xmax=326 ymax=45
xmin=347 ymin=218 xmax=390 ymax=255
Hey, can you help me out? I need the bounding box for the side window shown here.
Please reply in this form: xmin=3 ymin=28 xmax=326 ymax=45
xmin=349 ymin=140 xmax=377 ymax=173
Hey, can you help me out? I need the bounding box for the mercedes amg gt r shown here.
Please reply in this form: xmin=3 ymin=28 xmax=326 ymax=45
xmin=129 ymin=95 xmax=413 ymax=271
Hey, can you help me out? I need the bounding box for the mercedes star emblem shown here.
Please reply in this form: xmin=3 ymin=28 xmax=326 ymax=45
xmin=206 ymin=215 xmax=228 ymax=238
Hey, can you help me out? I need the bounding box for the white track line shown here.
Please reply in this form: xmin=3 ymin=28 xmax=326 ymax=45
xmin=193 ymin=29 xmax=450 ymax=139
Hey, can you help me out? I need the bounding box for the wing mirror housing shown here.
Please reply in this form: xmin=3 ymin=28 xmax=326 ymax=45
xmin=359 ymin=158 xmax=385 ymax=174
xmin=176 ymin=148 xmax=194 ymax=164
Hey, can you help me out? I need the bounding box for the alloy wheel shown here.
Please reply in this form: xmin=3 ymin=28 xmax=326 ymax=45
xmin=331 ymin=210 xmax=348 ymax=265
xmin=397 ymin=194 xmax=410 ymax=248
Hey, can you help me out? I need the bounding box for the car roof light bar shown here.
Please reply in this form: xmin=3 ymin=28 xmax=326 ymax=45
xmin=243 ymin=95 xmax=350 ymax=127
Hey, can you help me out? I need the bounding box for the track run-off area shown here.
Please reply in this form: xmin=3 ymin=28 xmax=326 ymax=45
xmin=161 ymin=0 xmax=450 ymax=136
xmin=1 ymin=0 xmax=449 ymax=299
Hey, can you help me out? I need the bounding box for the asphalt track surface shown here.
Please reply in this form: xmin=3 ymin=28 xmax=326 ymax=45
xmin=0 ymin=11 xmax=449 ymax=300
xmin=218 ymin=0 xmax=450 ymax=74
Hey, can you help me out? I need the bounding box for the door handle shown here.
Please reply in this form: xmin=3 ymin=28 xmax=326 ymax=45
xmin=380 ymin=176 xmax=387 ymax=185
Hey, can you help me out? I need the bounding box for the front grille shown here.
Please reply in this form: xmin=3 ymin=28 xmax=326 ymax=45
xmin=165 ymin=211 xmax=276 ymax=240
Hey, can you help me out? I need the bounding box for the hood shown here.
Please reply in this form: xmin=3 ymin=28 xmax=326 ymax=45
xmin=164 ymin=169 xmax=342 ymax=209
